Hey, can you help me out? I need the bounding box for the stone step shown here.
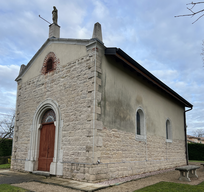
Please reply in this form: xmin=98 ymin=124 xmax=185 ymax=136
xmin=32 ymin=171 xmax=50 ymax=177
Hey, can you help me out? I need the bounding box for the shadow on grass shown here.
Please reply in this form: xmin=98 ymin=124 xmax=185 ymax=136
xmin=134 ymin=181 xmax=204 ymax=192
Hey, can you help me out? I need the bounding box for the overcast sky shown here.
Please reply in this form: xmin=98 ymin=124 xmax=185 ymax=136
xmin=0 ymin=0 xmax=203 ymax=135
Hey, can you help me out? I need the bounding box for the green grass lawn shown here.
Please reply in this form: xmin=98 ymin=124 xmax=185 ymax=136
xmin=135 ymin=181 xmax=204 ymax=192
xmin=189 ymin=160 xmax=204 ymax=163
xmin=134 ymin=160 xmax=204 ymax=191
xmin=0 ymin=164 xmax=10 ymax=169
xmin=0 ymin=184 xmax=28 ymax=192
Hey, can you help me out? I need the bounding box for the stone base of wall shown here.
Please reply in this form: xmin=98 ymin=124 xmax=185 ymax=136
xmin=10 ymin=157 xmax=186 ymax=183
xmin=11 ymin=159 xmax=26 ymax=172
xmin=62 ymin=158 xmax=186 ymax=182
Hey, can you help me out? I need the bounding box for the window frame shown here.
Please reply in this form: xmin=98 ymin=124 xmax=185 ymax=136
xmin=166 ymin=119 xmax=172 ymax=143
xmin=135 ymin=107 xmax=146 ymax=141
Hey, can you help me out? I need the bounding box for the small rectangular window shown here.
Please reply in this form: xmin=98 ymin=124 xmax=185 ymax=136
xmin=166 ymin=119 xmax=172 ymax=142
xmin=166 ymin=121 xmax=169 ymax=139
xmin=137 ymin=112 xmax=141 ymax=135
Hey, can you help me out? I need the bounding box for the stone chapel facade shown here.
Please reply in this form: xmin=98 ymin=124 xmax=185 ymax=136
xmin=11 ymin=21 xmax=193 ymax=182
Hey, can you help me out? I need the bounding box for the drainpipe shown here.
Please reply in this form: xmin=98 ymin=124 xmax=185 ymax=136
xmin=184 ymin=107 xmax=193 ymax=165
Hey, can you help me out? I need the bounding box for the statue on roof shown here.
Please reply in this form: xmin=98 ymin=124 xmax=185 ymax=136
xmin=52 ymin=6 xmax=58 ymax=24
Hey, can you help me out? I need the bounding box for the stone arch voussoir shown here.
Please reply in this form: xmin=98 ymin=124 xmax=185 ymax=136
xmin=41 ymin=52 xmax=60 ymax=74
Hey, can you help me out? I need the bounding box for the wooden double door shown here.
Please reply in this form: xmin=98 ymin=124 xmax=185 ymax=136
xmin=38 ymin=123 xmax=55 ymax=172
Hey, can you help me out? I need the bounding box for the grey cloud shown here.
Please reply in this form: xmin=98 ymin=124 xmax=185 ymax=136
xmin=1 ymin=0 xmax=204 ymax=134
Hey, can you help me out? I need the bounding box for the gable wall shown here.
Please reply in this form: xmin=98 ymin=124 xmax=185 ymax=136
xmin=22 ymin=43 xmax=88 ymax=83
xmin=11 ymin=42 xmax=99 ymax=178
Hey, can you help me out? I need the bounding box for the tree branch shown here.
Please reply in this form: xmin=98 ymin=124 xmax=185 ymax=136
xmin=187 ymin=2 xmax=204 ymax=5
xmin=175 ymin=2 xmax=204 ymax=23
xmin=192 ymin=12 xmax=204 ymax=23
xmin=0 ymin=113 xmax=15 ymax=144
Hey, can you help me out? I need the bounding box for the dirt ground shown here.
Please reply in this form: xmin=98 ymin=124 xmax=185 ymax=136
xmin=13 ymin=162 xmax=204 ymax=192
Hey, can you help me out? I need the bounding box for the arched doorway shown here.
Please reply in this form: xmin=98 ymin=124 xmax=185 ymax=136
xmin=38 ymin=109 xmax=56 ymax=171
xmin=25 ymin=98 xmax=63 ymax=175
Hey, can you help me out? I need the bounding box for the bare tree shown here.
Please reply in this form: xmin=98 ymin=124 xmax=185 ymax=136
xmin=175 ymin=2 xmax=204 ymax=24
xmin=192 ymin=128 xmax=204 ymax=137
xmin=176 ymin=2 xmax=204 ymax=64
xmin=0 ymin=113 xmax=15 ymax=144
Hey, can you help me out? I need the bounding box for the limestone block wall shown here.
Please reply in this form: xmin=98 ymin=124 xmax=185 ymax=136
xmin=11 ymin=49 xmax=98 ymax=171
xmin=95 ymin=128 xmax=185 ymax=177
xmin=84 ymin=128 xmax=186 ymax=182
xmin=61 ymin=126 xmax=185 ymax=182
xmin=62 ymin=44 xmax=104 ymax=181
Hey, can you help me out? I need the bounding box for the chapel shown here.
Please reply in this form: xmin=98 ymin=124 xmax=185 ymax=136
xmin=11 ymin=7 xmax=193 ymax=182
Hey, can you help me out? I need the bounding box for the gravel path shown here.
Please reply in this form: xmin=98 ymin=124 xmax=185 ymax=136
xmin=13 ymin=182 xmax=79 ymax=192
xmin=12 ymin=162 xmax=204 ymax=192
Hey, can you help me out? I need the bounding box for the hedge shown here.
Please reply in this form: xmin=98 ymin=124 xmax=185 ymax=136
xmin=188 ymin=143 xmax=204 ymax=161
xmin=0 ymin=156 xmax=10 ymax=165
xmin=0 ymin=139 xmax=12 ymax=157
